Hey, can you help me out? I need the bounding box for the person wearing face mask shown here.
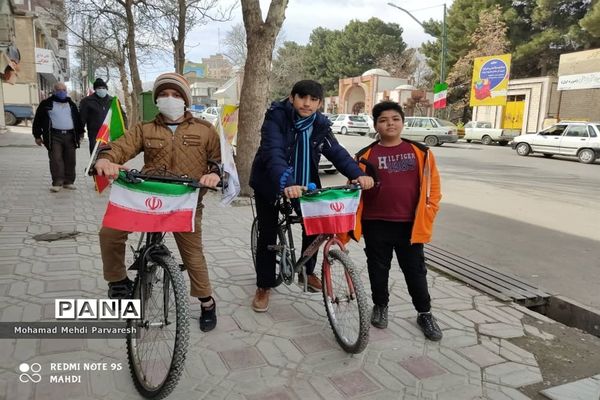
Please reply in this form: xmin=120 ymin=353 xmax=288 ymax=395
xmin=93 ymin=72 xmax=222 ymax=332
xmin=79 ymin=78 xmax=128 ymax=154
xmin=32 ymin=82 xmax=85 ymax=192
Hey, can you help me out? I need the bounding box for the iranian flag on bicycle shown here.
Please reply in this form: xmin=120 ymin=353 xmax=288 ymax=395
xmin=299 ymin=189 xmax=361 ymax=236
xmin=102 ymin=175 xmax=199 ymax=232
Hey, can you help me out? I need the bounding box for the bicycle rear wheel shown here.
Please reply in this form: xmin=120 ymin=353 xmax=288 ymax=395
xmin=322 ymin=249 xmax=369 ymax=354
xmin=127 ymin=254 xmax=190 ymax=399
xmin=251 ymin=216 xmax=285 ymax=286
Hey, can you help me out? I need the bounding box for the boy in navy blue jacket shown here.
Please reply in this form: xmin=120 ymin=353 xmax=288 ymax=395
xmin=249 ymin=80 xmax=374 ymax=312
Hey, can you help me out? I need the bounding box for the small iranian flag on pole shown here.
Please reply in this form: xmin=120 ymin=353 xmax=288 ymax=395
xmin=433 ymin=82 xmax=448 ymax=109
xmin=299 ymin=188 xmax=361 ymax=236
xmin=102 ymin=173 xmax=200 ymax=233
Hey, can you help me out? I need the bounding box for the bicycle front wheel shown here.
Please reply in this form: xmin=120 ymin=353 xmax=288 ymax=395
xmin=322 ymin=249 xmax=369 ymax=354
xmin=127 ymin=255 xmax=190 ymax=399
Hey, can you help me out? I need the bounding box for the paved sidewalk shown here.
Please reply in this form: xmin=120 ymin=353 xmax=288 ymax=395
xmin=0 ymin=127 xmax=597 ymax=400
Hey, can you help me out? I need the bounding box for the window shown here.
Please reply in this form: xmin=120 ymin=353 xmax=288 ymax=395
xmin=591 ymin=126 xmax=599 ymax=138
xmin=564 ymin=126 xmax=588 ymax=138
xmin=404 ymin=118 xmax=415 ymax=127
xmin=477 ymin=122 xmax=492 ymax=129
xmin=542 ymin=124 xmax=567 ymax=136
xmin=349 ymin=116 xmax=366 ymax=122
xmin=435 ymin=118 xmax=454 ymax=127
xmin=421 ymin=119 xmax=433 ymax=128
xmin=464 ymin=122 xmax=473 ymax=128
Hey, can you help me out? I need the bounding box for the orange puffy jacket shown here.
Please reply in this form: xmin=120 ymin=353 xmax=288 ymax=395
xmin=339 ymin=139 xmax=441 ymax=244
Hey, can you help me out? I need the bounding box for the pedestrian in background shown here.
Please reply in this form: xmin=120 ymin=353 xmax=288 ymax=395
xmin=32 ymin=82 xmax=85 ymax=192
xmin=79 ymin=78 xmax=127 ymax=154
xmin=344 ymin=100 xmax=444 ymax=341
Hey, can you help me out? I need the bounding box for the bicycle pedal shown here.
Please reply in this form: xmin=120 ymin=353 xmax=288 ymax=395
xmin=179 ymin=264 xmax=186 ymax=271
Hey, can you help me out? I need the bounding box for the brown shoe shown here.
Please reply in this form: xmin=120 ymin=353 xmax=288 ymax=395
xmin=298 ymin=273 xmax=322 ymax=292
xmin=252 ymin=288 xmax=270 ymax=312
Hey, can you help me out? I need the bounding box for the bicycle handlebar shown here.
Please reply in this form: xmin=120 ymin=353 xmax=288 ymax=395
xmin=303 ymin=183 xmax=361 ymax=195
xmin=122 ymin=169 xmax=221 ymax=190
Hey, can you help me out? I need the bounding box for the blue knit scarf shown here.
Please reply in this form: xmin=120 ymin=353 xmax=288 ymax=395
xmin=293 ymin=113 xmax=317 ymax=187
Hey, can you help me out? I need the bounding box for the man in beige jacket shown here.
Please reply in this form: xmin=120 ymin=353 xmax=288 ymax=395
xmin=94 ymin=72 xmax=221 ymax=332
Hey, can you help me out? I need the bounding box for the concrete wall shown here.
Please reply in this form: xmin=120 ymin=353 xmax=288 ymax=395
xmin=375 ymin=76 xmax=407 ymax=92
xmin=557 ymin=49 xmax=600 ymax=121
xmin=14 ymin=16 xmax=36 ymax=84
xmin=558 ymin=48 xmax=600 ymax=75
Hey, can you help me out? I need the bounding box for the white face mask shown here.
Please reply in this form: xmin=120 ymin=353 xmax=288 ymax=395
xmin=96 ymin=88 xmax=108 ymax=98
xmin=156 ymin=97 xmax=185 ymax=121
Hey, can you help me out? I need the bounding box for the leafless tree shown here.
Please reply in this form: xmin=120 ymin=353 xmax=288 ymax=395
xmin=141 ymin=0 xmax=235 ymax=73
xmin=224 ymin=22 xmax=286 ymax=68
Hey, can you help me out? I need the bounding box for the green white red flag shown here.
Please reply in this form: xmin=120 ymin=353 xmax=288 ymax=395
xmin=85 ymin=97 xmax=126 ymax=193
xmin=102 ymin=173 xmax=200 ymax=232
xmin=433 ymin=82 xmax=448 ymax=109
xmin=299 ymin=188 xmax=361 ymax=236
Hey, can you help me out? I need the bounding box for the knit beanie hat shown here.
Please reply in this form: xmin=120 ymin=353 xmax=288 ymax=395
xmin=93 ymin=78 xmax=107 ymax=90
xmin=153 ymin=72 xmax=192 ymax=107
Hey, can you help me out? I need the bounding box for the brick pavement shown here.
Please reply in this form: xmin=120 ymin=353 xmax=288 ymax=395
xmin=0 ymin=127 xmax=595 ymax=400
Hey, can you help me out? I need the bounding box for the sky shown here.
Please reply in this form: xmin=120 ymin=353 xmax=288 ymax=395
xmin=138 ymin=0 xmax=453 ymax=82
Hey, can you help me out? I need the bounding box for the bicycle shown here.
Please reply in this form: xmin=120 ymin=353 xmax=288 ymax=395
xmin=251 ymin=184 xmax=370 ymax=354
xmin=112 ymin=169 xmax=216 ymax=399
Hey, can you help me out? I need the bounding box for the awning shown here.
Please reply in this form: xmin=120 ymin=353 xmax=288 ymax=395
xmin=214 ymin=76 xmax=237 ymax=98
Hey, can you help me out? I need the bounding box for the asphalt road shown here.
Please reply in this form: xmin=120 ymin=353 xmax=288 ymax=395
xmin=322 ymin=133 xmax=600 ymax=309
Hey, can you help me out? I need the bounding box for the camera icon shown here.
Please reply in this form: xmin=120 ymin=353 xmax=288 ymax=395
xmin=18 ymin=363 xmax=42 ymax=383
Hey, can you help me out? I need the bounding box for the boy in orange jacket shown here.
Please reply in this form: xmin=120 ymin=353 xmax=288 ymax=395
xmin=352 ymin=101 xmax=443 ymax=341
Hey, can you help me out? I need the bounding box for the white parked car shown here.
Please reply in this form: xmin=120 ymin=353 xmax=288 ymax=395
xmin=511 ymin=121 xmax=600 ymax=164
xmin=331 ymin=114 xmax=370 ymax=136
xmin=403 ymin=117 xmax=459 ymax=146
xmin=463 ymin=121 xmax=518 ymax=146
xmin=199 ymin=106 xmax=220 ymax=125
xmin=359 ymin=114 xmax=377 ymax=137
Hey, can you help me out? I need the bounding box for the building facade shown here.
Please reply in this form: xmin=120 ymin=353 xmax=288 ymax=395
xmin=2 ymin=0 xmax=69 ymax=106
xmin=324 ymin=68 xmax=434 ymax=117
xmin=201 ymin=54 xmax=233 ymax=80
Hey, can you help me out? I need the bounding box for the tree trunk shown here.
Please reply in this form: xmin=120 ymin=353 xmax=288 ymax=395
xmin=174 ymin=0 xmax=187 ymax=74
xmin=117 ymin=59 xmax=132 ymax=126
xmin=124 ymin=0 xmax=143 ymax=124
xmin=236 ymin=0 xmax=288 ymax=196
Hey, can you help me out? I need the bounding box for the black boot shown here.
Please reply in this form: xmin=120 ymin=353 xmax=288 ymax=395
xmin=107 ymin=277 xmax=134 ymax=299
xmin=371 ymin=304 xmax=388 ymax=329
xmin=199 ymin=297 xmax=217 ymax=332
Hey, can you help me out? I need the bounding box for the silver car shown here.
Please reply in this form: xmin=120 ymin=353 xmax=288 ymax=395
xmin=403 ymin=117 xmax=459 ymax=146
xmin=512 ymin=122 xmax=600 ymax=164
xmin=331 ymin=114 xmax=370 ymax=136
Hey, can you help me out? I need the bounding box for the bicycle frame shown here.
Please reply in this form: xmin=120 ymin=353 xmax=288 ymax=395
xmin=277 ymin=197 xmax=356 ymax=297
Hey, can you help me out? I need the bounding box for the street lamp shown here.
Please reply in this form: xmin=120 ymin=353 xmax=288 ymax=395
xmin=387 ymin=2 xmax=447 ymax=84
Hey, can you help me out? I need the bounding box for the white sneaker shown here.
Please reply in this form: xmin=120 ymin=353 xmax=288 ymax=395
xmin=50 ymin=186 xmax=62 ymax=192
xmin=63 ymin=184 xmax=76 ymax=190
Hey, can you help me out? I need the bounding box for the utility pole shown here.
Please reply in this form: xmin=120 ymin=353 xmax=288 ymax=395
xmin=441 ymin=3 xmax=447 ymax=83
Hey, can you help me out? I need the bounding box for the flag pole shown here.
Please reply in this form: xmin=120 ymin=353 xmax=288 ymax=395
xmin=84 ymin=138 xmax=101 ymax=176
